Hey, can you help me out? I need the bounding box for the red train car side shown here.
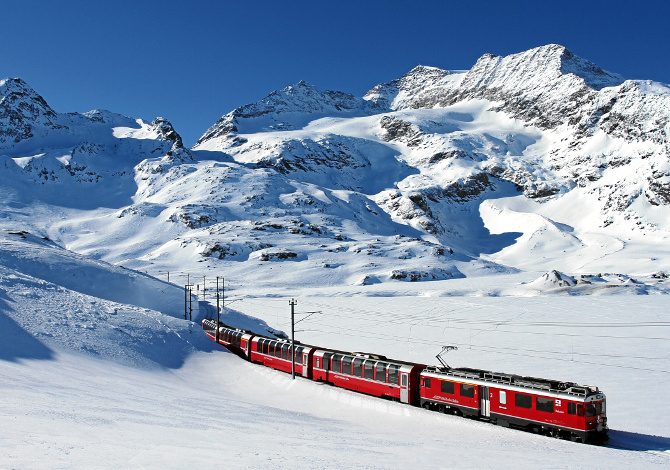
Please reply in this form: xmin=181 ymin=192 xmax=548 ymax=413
xmin=312 ymin=349 xmax=425 ymax=405
xmin=249 ymin=336 xmax=315 ymax=379
xmin=420 ymin=367 xmax=608 ymax=443
xmin=203 ymin=319 xmax=254 ymax=359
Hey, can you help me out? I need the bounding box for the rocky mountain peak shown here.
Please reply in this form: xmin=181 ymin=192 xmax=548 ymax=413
xmin=0 ymin=77 xmax=55 ymax=117
xmin=196 ymin=80 xmax=371 ymax=147
xmin=0 ymin=77 xmax=58 ymax=146
xmin=465 ymin=44 xmax=623 ymax=92
xmin=363 ymin=64 xmax=461 ymax=109
xmin=151 ymin=116 xmax=184 ymax=149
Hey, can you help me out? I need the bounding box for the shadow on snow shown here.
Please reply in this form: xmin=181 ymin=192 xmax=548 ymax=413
xmin=0 ymin=291 xmax=54 ymax=362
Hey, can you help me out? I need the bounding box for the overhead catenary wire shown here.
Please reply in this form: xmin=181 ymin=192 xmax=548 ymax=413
xmin=237 ymin=298 xmax=670 ymax=372
xmin=292 ymin=298 xmax=670 ymax=329
xmin=279 ymin=306 xmax=670 ymax=342
xmin=302 ymin=320 xmax=670 ymax=362
xmin=299 ymin=327 xmax=670 ymax=374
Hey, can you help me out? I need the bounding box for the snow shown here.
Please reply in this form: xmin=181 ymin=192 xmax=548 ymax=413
xmin=2 ymin=261 xmax=670 ymax=467
xmin=2 ymin=43 xmax=670 ymax=467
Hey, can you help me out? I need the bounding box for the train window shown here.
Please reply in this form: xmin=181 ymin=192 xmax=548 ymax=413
xmin=388 ymin=365 xmax=399 ymax=384
xmin=515 ymin=393 xmax=532 ymax=409
xmin=256 ymin=340 xmax=262 ymax=352
xmin=401 ymin=374 xmax=408 ymax=387
xmin=568 ymin=402 xmax=576 ymax=415
xmin=577 ymin=404 xmax=585 ymax=416
xmin=353 ymin=358 xmax=364 ymax=377
xmin=376 ymin=363 xmax=387 ymax=382
xmin=323 ymin=353 xmax=332 ymax=371
xmin=364 ymin=361 xmax=375 ymax=380
xmin=275 ymin=343 xmax=283 ymax=358
xmin=332 ymin=354 xmax=342 ymax=373
xmin=460 ymin=384 xmax=475 ymax=398
xmin=441 ymin=381 xmax=455 ymax=394
xmin=342 ymin=357 xmax=353 ymax=375
xmin=295 ymin=346 xmax=303 ymax=362
xmin=282 ymin=344 xmax=290 ymax=359
xmin=586 ymin=403 xmax=599 ymax=417
xmin=423 ymin=378 xmax=431 ymax=388
xmin=315 ymin=358 xmax=321 ymax=369
xmin=536 ymin=397 xmax=554 ymax=413
xmin=499 ymin=391 xmax=507 ymax=405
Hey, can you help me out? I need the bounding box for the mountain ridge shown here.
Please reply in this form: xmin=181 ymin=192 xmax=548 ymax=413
xmin=1 ymin=44 xmax=669 ymax=287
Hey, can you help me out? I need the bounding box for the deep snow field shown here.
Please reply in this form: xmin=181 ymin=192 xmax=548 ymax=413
xmin=1 ymin=231 xmax=669 ymax=469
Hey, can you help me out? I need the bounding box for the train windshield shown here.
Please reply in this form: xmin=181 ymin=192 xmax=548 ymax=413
xmin=586 ymin=401 xmax=604 ymax=416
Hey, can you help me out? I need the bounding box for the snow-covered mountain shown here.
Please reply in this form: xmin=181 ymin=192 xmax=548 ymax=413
xmin=2 ymin=44 xmax=670 ymax=288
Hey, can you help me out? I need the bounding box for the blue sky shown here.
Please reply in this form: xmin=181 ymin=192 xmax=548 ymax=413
xmin=1 ymin=0 xmax=668 ymax=145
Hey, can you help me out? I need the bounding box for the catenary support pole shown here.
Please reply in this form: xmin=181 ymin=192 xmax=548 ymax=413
xmin=290 ymin=298 xmax=297 ymax=379
xmin=215 ymin=276 xmax=220 ymax=343
xmin=189 ymin=285 xmax=193 ymax=321
xmin=184 ymin=284 xmax=188 ymax=320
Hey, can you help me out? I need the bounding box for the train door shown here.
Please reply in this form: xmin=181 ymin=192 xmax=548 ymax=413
xmin=302 ymin=352 xmax=309 ymax=378
xmin=480 ymin=386 xmax=490 ymax=417
xmin=400 ymin=373 xmax=409 ymax=403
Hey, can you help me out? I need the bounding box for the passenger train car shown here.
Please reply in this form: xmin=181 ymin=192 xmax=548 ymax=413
xmin=202 ymin=319 xmax=608 ymax=443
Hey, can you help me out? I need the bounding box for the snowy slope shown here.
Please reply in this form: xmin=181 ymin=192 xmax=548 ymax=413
xmin=2 ymin=266 xmax=669 ymax=468
xmin=0 ymin=231 xmax=668 ymax=467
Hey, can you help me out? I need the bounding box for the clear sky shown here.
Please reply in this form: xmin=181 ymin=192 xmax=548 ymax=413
xmin=1 ymin=0 xmax=668 ymax=145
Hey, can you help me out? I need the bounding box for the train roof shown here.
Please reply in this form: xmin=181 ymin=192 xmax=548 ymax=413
xmin=204 ymin=319 xmax=423 ymax=368
xmin=203 ymin=319 xmax=601 ymax=397
xmin=423 ymin=366 xmax=602 ymax=398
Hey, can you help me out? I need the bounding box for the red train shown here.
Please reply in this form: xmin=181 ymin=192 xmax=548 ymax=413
xmin=203 ymin=319 xmax=608 ymax=443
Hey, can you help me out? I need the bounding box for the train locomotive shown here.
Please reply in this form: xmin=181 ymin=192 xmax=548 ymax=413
xmin=202 ymin=319 xmax=608 ymax=443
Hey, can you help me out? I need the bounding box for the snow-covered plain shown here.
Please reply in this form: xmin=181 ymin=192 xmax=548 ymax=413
xmin=1 ymin=232 xmax=669 ymax=468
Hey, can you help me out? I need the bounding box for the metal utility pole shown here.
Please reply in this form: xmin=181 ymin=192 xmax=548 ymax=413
xmin=184 ymin=284 xmax=188 ymax=320
xmin=189 ymin=284 xmax=193 ymax=321
xmin=289 ymin=298 xmax=297 ymax=379
xmin=202 ymin=275 xmax=206 ymax=301
xmin=215 ymin=276 xmax=220 ymax=343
